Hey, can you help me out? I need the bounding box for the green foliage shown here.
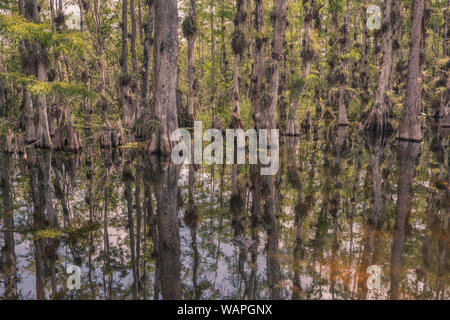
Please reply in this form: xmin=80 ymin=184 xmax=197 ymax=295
xmin=340 ymin=48 xmax=361 ymax=62
xmin=34 ymin=228 xmax=62 ymax=240
xmin=0 ymin=71 xmax=95 ymax=99
xmin=28 ymin=80 xmax=96 ymax=98
xmin=0 ymin=14 xmax=54 ymax=45
xmin=290 ymin=78 xmax=305 ymax=97
xmin=0 ymin=14 xmax=89 ymax=54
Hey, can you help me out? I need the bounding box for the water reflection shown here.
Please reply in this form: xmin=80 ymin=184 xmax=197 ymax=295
xmin=0 ymin=153 xmax=17 ymax=299
xmin=389 ymin=141 xmax=421 ymax=299
xmin=0 ymin=126 xmax=448 ymax=300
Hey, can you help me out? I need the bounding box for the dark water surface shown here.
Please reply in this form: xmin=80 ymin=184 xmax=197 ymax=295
xmin=0 ymin=125 xmax=448 ymax=300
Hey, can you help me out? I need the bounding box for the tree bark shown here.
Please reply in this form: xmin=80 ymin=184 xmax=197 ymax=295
xmin=397 ymin=0 xmax=426 ymax=141
xmin=130 ymin=0 xmax=141 ymax=121
xmin=22 ymin=0 xmax=52 ymax=148
xmin=250 ymin=0 xmax=265 ymax=131
xmin=152 ymin=157 xmax=181 ymax=299
xmin=286 ymin=91 xmax=300 ymax=136
xmin=130 ymin=0 xmax=138 ymax=74
xmin=262 ymin=0 xmax=288 ymax=301
xmin=286 ymin=0 xmax=315 ymax=136
xmin=78 ymin=0 xmax=92 ymax=131
xmin=230 ymin=0 xmax=246 ymax=126
xmin=360 ymin=0 xmax=369 ymax=94
xmin=141 ymin=0 xmax=155 ymax=112
xmin=337 ymin=0 xmax=350 ymax=126
xmin=439 ymin=3 xmax=450 ymax=128
xmin=146 ymin=0 xmax=179 ymax=155
xmin=121 ymin=0 xmax=134 ymax=128
xmin=93 ymin=0 xmax=107 ymax=95
xmin=210 ymin=1 xmax=216 ymax=119
xmin=0 ymin=154 xmax=18 ymax=299
xmin=363 ymin=0 xmax=394 ymax=135
xmin=264 ymin=0 xmax=288 ymax=131
xmin=123 ymin=159 xmax=138 ymax=298
xmin=184 ymin=0 xmax=197 ymax=125
xmin=389 ymin=141 xmax=420 ymax=299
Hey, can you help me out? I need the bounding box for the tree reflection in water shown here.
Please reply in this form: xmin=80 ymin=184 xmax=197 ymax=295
xmin=0 ymin=126 xmax=448 ymax=300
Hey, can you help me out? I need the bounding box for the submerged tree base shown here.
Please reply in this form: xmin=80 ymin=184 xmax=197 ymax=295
xmin=101 ymin=120 xmax=125 ymax=149
xmin=363 ymin=109 xmax=394 ymax=136
xmin=397 ymin=122 xmax=423 ymax=142
xmin=284 ymin=119 xmax=300 ymax=136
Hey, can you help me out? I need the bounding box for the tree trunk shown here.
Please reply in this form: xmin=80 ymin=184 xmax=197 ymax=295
xmin=210 ymin=1 xmax=216 ymax=119
xmin=337 ymin=0 xmax=350 ymax=126
xmin=93 ymin=0 xmax=107 ymax=95
xmin=152 ymin=157 xmax=181 ymax=299
xmin=141 ymin=0 xmax=155 ymax=112
xmin=439 ymin=70 xmax=450 ymax=128
xmin=337 ymin=83 xmax=348 ymax=125
xmin=138 ymin=0 xmax=143 ymax=41
xmin=22 ymin=0 xmax=52 ymax=148
xmin=0 ymin=154 xmax=18 ymax=299
xmin=286 ymin=0 xmax=315 ymax=136
xmin=249 ymin=1 xmax=264 ymax=279
xmin=264 ymin=0 xmax=288 ymax=131
xmin=146 ymin=0 xmax=179 ymax=155
xmin=398 ymin=0 xmax=426 ymax=141
xmin=123 ymin=159 xmax=138 ymax=298
xmin=134 ymin=168 xmax=142 ymax=292
xmin=121 ymin=0 xmax=134 ymax=128
xmin=439 ymin=4 xmax=450 ymax=128
xmin=285 ymin=91 xmax=300 ymax=136
xmin=250 ymin=0 xmax=265 ymax=131
xmin=363 ymin=0 xmax=394 ymax=135
xmin=183 ymin=0 xmax=197 ymax=125
xmin=230 ymin=0 xmax=246 ymax=126
xmin=130 ymin=0 xmax=138 ymax=74
xmin=360 ymin=0 xmax=369 ymax=101
xmin=444 ymin=2 xmax=449 ymax=57
xmin=130 ymin=0 xmax=141 ymax=121
xmin=24 ymin=91 xmax=36 ymax=143
xmin=262 ymin=0 xmax=288 ymax=301
xmin=35 ymin=42 xmax=52 ymax=147
xmin=219 ymin=0 xmax=229 ymax=82
xmin=390 ymin=141 xmax=421 ymax=299
xmin=78 ymin=0 xmax=92 ymax=130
